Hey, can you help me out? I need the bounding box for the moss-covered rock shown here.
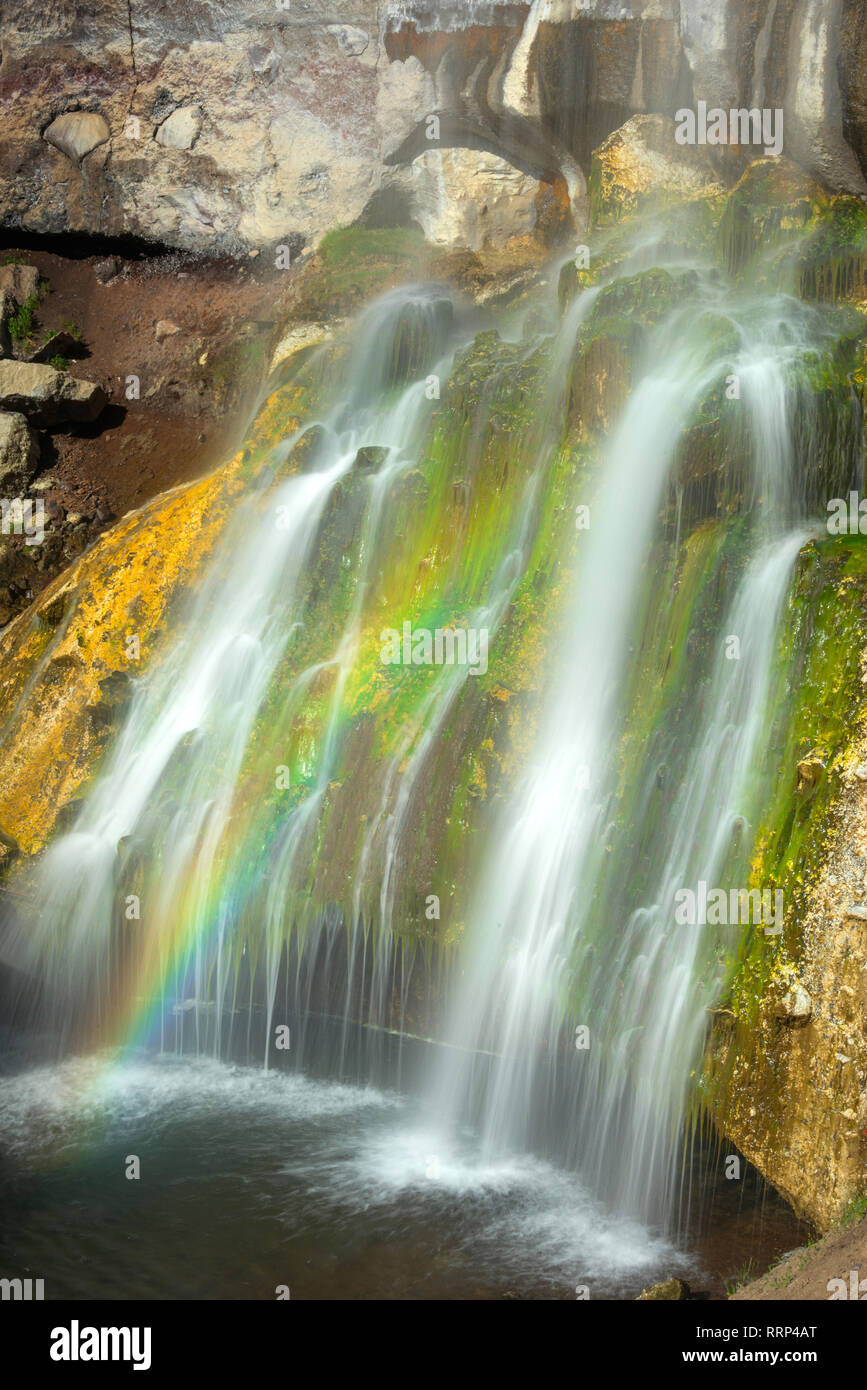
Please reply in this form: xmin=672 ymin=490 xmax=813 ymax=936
xmin=718 ymin=158 xmax=827 ymax=277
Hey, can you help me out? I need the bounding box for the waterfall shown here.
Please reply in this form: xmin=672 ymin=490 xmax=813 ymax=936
xmin=0 ymin=212 xmax=859 ymax=1289
xmin=428 ymin=269 xmax=846 ymax=1229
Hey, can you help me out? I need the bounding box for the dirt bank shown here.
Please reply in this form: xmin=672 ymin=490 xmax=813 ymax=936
xmin=731 ymin=1216 xmax=867 ymax=1300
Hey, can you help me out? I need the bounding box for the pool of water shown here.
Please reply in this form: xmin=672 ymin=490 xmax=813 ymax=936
xmin=0 ymin=1053 xmax=806 ymax=1300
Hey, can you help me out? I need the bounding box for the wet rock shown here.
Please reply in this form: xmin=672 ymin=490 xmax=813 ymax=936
xmin=353 ymin=445 xmax=389 ymax=471
xmin=155 ymin=106 xmax=202 ymax=151
xmin=590 ymin=114 xmax=722 ymax=226
xmin=0 ymin=361 xmax=106 ymax=427
xmin=796 ymin=754 xmax=825 ymax=798
xmin=559 ymin=259 xmax=593 ymax=312
xmin=718 ymin=158 xmax=827 ymax=279
xmin=43 ymin=111 xmax=110 ymax=163
xmin=637 ymin=1277 xmax=691 ymax=1301
xmin=0 ymin=410 xmax=40 ymax=491
xmin=274 ymin=424 xmax=328 ymax=478
xmin=53 ymin=797 xmax=86 ymax=832
xmin=86 ymin=673 xmax=134 ymax=733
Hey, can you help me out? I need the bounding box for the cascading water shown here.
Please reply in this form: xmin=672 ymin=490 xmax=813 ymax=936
xmin=0 ymin=212 xmax=859 ymax=1296
xmin=428 ymin=273 xmax=852 ymax=1232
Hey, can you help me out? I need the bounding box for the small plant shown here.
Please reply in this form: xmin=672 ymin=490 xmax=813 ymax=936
xmin=47 ymin=354 xmax=69 ymax=372
xmin=60 ymin=318 xmax=83 ymax=341
xmin=723 ymin=1260 xmax=756 ymax=1295
xmin=8 ymin=292 xmax=38 ymax=344
xmin=838 ymin=1190 xmax=867 ymax=1228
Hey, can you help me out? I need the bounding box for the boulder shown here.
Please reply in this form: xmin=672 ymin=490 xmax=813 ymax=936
xmin=27 ymin=331 xmax=84 ymax=365
xmin=269 ymin=321 xmax=334 ymax=375
xmin=353 ymin=445 xmax=389 ymax=471
xmin=407 ymin=148 xmax=543 ymax=251
xmin=155 ymin=107 xmax=202 ymax=151
xmin=0 ymin=361 xmax=106 ymax=427
xmin=589 ymin=114 xmax=723 ymax=226
xmin=0 ymin=410 xmax=40 ymax=491
xmin=43 ymin=111 xmax=110 ymax=163
xmin=718 ymin=158 xmax=828 ymax=278
xmin=637 ymin=1277 xmax=691 ymax=1301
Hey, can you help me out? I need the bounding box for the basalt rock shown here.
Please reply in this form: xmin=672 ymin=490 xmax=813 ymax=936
xmin=0 ymin=361 xmax=106 ymax=428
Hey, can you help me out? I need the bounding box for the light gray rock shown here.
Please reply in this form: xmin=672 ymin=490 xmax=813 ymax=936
xmin=0 ymin=411 xmax=40 ymax=492
xmin=248 ymin=45 xmax=281 ymax=83
xmin=43 ymin=111 xmax=110 ymax=163
xmin=155 ymin=106 xmax=202 ymax=151
xmin=0 ymin=361 xmax=106 ymax=428
xmin=406 ymin=148 xmax=543 ymax=250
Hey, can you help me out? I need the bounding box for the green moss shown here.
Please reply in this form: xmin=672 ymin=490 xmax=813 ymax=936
xmin=797 ymin=196 xmax=867 ymax=302
xmin=723 ymin=538 xmax=867 ymax=1025
xmin=305 ymin=226 xmax=427 ymax=317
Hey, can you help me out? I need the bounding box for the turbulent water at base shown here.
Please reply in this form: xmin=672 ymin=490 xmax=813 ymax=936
xmin=0 ymin=218 xmax=856 ymax=1293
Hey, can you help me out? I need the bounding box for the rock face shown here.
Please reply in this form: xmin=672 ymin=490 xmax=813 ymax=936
xmin=0 ymin=362 xmax=106 ymax=428
xmin=1 ymin=0 xmax=865 ymax=255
